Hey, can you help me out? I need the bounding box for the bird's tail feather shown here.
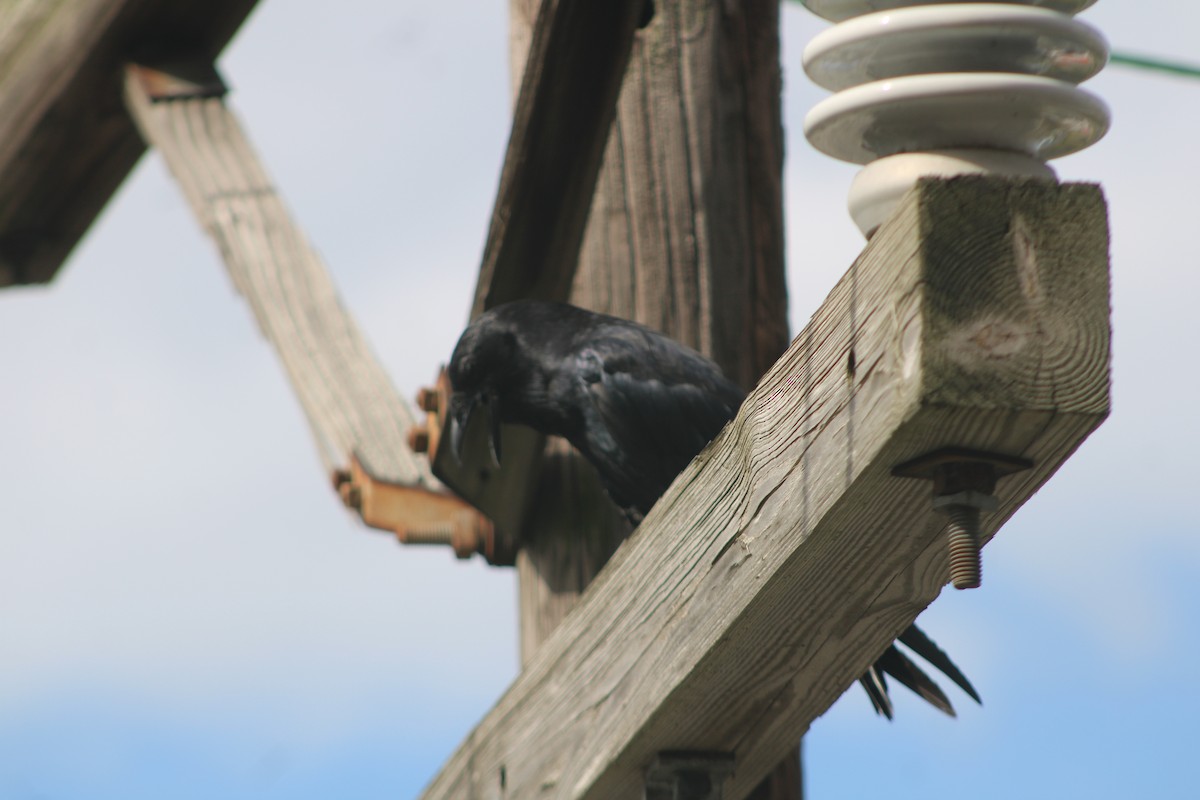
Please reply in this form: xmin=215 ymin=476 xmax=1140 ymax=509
xmin=858 ymin=667 xmax=894 ymax=720
xmin=875 ymin=644 xmax=956 ymax=717
xmin=858 ymin=623 xmax=981 ymax=718
xmin=898 ymin=624 xmax=982 ymax=705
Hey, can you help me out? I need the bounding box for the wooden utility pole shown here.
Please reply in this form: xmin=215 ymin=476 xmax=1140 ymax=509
xmin=508 ymin=0 xmax=796 ymax=797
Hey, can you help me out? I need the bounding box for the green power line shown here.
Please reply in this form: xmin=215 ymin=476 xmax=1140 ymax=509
xmin=1110 ymin=52 xmax=1200 ymax=80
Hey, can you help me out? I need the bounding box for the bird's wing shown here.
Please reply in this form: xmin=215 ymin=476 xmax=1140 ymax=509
xmin=569 ymin=328 xmax=745 ymax=517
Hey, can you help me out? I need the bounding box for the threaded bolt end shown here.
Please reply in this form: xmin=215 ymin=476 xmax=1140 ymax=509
xmin=943 ymin=504 xmax=982 ymax=590
xmin=400 ymin=522 xmax=455 ymax=546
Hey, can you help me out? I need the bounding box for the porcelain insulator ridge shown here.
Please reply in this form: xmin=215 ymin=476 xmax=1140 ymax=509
xmin=800 ymin=0 xmax=1110 ymax=236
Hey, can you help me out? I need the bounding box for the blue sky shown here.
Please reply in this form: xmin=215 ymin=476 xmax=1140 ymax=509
xmin=2 ymin=1 xmax=1197 ymax=798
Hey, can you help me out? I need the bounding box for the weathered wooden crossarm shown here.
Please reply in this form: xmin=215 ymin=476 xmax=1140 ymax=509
xmin=420 ymin=177 xmax=1110 ymax=800
xmin=122 ymin=60 xmax=502 ymax=555
xmin=0 ymin=0 xmax=258 ymax=286
xmin=470 ymin=0 xmax=648 ymax=317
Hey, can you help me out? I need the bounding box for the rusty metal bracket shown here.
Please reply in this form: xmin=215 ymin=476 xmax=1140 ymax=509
xmin=411 ymin=367 xmax=542 ymax=559
xmin=893 ymin=447 xmax=1033 ymax=589
xmin=333 ymin=455 xmax=515 ymax=566
xmin=644 ymin=751 xmax=735 ymax=800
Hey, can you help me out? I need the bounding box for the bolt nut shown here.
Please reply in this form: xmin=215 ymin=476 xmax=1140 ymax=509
xmin=407 ymin=425 xmax=430 ymax=453
xmin=932 ymin=490 xmax=998 ymax=512
xmin=894 ymin=447 xmax=1031 ymax=593
xmin=416 ymin=386 xmax=440 ymax=413
xmin=331 ymin=468 xmax=352 ymax=490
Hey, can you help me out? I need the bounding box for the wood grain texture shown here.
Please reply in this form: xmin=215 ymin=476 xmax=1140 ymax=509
xmin=512 ymin=2 xmax=797 ymax=795
xmin=470 ymin=0 xmax=648 ymax=318
xmin=513 ymin=0 xmax=789 ymax=660
xmin=504 ymin=0 xmax=634 ymax=667
xmin=0 ymin=0 xmax=258 ymax=286
xmin=571 ymin=0 xmax=788 ymax=389
xmin=123 ymin=64 xmax=435 ymax=488
xmin=419 ymin=177 xmax=1110 ymax=800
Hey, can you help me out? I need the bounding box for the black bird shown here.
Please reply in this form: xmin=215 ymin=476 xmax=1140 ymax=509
xmin=447 ymin=299 xmax=980 ymax=718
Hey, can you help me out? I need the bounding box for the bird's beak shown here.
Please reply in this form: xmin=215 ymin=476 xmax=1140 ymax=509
xmin=449 ymin=393 xmax=475 ymax=465
xmin=449 ymin=392 xmax=502 ymax=468
xmin=488 ymin=391 xmax=502 ymax=467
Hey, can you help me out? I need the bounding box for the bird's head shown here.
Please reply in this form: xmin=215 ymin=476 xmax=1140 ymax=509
xmin=446 ymin=312 xmax=518 ymax=466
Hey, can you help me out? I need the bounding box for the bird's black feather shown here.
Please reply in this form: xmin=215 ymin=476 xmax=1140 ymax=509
xmin=875 ymin=644 xmax=955 ymax=717
xmin=447 ymin=300 xmax=981 ymax=718
xmin=899 ymin=623 xmax=981 ymax=704
xmin=448 ymin=300 xmax=743 ymax=520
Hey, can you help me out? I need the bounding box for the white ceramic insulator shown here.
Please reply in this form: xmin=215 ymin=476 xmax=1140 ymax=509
xmin=801 ymin=1 xmax=1110 ymax=236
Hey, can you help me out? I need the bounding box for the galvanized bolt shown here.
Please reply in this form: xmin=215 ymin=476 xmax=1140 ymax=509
xmin=931 ymin=490 xmax=998 ymax=590
xmin=942 ymin=505 xmax=981 ymax=589
xmin=644 ymin=751 xmax=735 ymax=800
xmin=893 ymin=447 xmax=1032 ymax=591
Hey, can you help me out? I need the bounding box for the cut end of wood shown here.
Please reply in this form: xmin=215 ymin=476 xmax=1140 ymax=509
xmin=905 ymin=177 xmax=1111 ymax=418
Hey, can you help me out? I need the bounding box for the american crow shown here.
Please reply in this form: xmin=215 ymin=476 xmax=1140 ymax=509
xmin=447 ymin=299 xmax=980 ymax=718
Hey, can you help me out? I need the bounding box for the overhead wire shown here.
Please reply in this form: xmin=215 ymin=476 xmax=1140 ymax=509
xmin=1109 ymin=52 xmax=1200 ymax=80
